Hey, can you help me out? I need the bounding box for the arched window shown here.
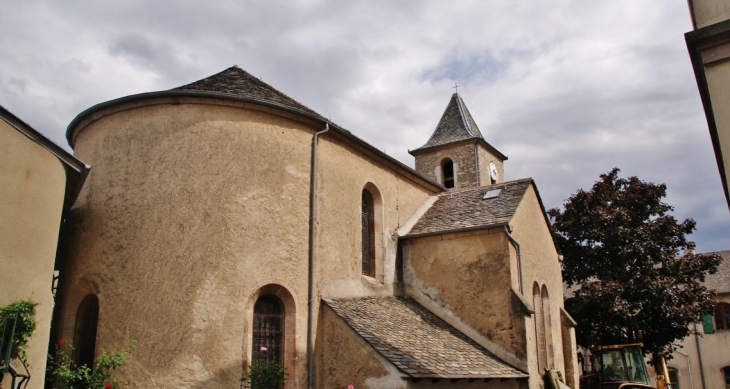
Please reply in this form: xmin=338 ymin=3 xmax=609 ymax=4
xmin=723 ymin=366 xmax=730 ymax=389
xmin=442 ymin=159 xmax=455 ymax=188
xmin=542 ymin=285 xmax=554 ymax=369
xmin=252 ymin=295 xmax=283 ymax=362
xmin=715 ymin=303 xmax=730 ymax=330
xmin=533 ymin=282 xmax=546 ymax=372
xmin=73 ymin=294 xmax=99 ymax=368
xmin=362 ymin=189 xmax=375 ymax=277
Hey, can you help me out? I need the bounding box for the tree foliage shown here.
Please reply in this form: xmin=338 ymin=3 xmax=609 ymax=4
xmin=548 ymin=168 xmax=721 ymax=357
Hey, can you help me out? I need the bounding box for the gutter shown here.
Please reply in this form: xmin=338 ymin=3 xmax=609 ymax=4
xmin=307 ymin=123 xmax=329 ymax=389
xmin=399 ymin=222 xmax=509 ymax=240
xmin=504 ymin=224 xmax=524 ymax=295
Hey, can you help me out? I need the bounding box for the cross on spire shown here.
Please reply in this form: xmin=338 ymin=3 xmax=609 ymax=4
xmin=453 ymin=82 xmax=460 ymax=94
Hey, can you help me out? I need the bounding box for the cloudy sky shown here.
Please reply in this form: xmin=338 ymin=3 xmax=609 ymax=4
xmin=2 ymin=0 xmax=728 ymax=252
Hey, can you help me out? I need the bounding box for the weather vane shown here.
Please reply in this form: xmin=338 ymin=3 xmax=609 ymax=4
xmin=453 ymin=82 xmax=460 ymax=94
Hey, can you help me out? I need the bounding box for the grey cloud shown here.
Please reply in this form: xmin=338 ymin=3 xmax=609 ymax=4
xmin=0 ymin=0 xmax=727 ymax=252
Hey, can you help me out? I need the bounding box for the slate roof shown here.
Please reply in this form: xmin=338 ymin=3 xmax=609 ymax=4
xmin=412 ymin=93 xmax=483 ymax=152
xmin=172 ymin=65 xmax=326 ymax=120
xmin=702 ymin=250 xmax=730 ymax=293
xmin=406 ymin=178 xmax=533 ymax=237
xmin=323 ymin=296 xmax=527 ymax=379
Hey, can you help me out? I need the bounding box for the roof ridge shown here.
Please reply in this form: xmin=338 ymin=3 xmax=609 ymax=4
xmin=455 ymin=93 xmax=479 ymax=137
xmin=440 ymin=177 xmax=533 ymax=195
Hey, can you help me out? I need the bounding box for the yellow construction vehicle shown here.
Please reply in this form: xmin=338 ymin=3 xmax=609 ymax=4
xmin=578 ymin=343 xmax=672 ymax=389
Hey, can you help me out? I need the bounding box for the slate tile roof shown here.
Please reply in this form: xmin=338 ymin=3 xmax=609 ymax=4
xmin=412 ymin=93 xmax=483 ymax=152
xmin=323 ymin=296 xmax=527 ymax=379
xmin=407 ymin=178 xmax=533 ymax=237
xmin=172 ymin=65 xmax=326 ymax=120
xmin=702 ymin=250 xmax=730 ymax=293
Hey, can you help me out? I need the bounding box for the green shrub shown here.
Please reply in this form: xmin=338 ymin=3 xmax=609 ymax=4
xmin=241 ymin=359 xmax=286 ymax=389
xmin=0 ymin=299 xmax=38 ymax=364
xmin=46 ymin=340 xmax=134 ymax=389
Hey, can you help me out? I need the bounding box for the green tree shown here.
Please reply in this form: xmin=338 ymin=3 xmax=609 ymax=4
xmin=548 ymin=168 xmax=721 ymax=358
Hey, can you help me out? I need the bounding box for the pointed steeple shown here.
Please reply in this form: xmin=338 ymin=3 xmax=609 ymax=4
xmin=410 ymin=92 xmax=507 ymax=189
xmin=411 ymin=93 xmax=485 ymax=153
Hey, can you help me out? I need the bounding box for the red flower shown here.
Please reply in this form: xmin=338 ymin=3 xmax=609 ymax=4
xmin=105 ymin=384 xmax=112 ymax=389
xmin=58 ymin=338 xmax=64 ymax=346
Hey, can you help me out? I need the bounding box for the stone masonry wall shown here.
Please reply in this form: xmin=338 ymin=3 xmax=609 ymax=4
xmin=414 ymin=142 xmax=479 ymax=189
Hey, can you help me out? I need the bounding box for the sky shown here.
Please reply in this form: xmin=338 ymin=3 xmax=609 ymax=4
xmin=1 ymin=0 xmax=729 ymax=252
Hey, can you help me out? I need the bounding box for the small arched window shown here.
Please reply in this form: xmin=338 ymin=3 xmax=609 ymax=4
xmin=442 ymin=159 xmax=455 ymax=188
xmin=715 ymin=303 xmax=730 ymax=330
xmin=73 ymin=294 xmax=99 ymax=368
xmin=253 ymin=295 xmax=283 ymax=362
xmin=362 ymin=189 xmax=375 ymax=277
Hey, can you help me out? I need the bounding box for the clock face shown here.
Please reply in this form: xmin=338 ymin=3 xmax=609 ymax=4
xmin=489 ymin=162 xmax=498 ymax=181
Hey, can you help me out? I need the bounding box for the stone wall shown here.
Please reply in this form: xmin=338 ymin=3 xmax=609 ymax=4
xmin=59 ymin=96 xmax=437 ymax=388
xmin=508 ymin=184 xmax=576 ymax=387
xmin=414 ymin=141 xmax=505 ymax=188
xmin=413 ymin=142 xmax=478 ymax=188
xmin=402 ymin=229 xmax=527 ymax=371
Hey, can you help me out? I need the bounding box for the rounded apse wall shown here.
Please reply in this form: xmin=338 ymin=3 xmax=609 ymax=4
xmin=61 ymin=97 xmax=316 ymax=388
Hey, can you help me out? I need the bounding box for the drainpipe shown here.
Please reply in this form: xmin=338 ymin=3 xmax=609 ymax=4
xmin=307 ymin=123 xmax=329 ymax=389
xmin=504 ymin=224 xmax=524 ymax=295
xmin=693 ymin=323 xmax=707 ymax=389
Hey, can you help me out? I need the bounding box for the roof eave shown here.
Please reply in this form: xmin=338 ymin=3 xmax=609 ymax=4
xmin=402 ymin=222 xmax=509 ymax=240
xmin=1 ymin=104 xmax=91 ymax=212
xmin=407 ymin=374 xmax=529 ymax=380
xmin=409 ymin=137 xmax=508 ymax=160
xmin=66 ymin=90 xmax=446 ymax=193
xmin=685 ymin=20 xmax=730 ymax=210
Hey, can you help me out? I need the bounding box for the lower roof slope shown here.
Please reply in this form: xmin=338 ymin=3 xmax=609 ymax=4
xmin=406 ymin=178 xmax=533 ymax=237
xmin=324 ymin=296 xmax=527 ymax=379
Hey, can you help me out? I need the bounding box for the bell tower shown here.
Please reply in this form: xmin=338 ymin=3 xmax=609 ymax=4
xmin=410 ymin=92 xmax=507 ymax=189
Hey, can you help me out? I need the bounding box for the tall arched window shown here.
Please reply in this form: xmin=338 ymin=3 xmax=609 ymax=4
xmin=442 ymin=159 xmax=455 ymax=188
xmin=252 ymin=295 xmax=283 ymax=362
xmin=362 ymin=189 xmax=375 ymax=277
xmin=542 ymin=285 xmax=554 ymax=369
xmin=533 ymin=282 xmax=547 ymax=372
xmin=73 ymin=294 xmax=99 ymax=368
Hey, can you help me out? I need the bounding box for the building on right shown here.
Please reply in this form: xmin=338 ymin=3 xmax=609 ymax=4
xmin=685 ymin=1 xmax=730 ymax=210
xmin=663 ymin=250 xmax=730 ymax=389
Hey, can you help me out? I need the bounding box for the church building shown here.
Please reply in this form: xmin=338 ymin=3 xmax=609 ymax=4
xmin=53 ymin=66 xmax=577 ymax=389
